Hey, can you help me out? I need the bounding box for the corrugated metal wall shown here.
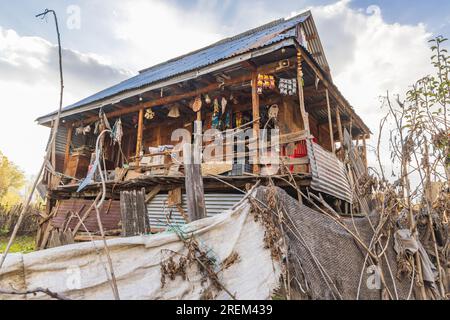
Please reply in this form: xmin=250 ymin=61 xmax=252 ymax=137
xmin=52 ymin=199 xmax=121 ymax=233
xmin=47 ymin=126 xmax=86 ymax=156
xmin=46 ymin=127 xmax=88 ymax=173
xmin=147 ymin=193 xmax=245 ymax=229
xmin=307 ymin=140 xmax=353 ymax=203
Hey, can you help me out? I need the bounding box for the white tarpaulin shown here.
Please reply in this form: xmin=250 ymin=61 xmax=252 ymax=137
xmin=0 ymin=197 xmax=282 ymax=300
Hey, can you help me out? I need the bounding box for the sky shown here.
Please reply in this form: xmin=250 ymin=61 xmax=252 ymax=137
xmin=0 ymin=0 xmax=449 ymax=177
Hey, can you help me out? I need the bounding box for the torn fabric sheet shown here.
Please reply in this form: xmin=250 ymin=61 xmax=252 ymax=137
xmin=0 ymin=197 xmax=282 ymax=300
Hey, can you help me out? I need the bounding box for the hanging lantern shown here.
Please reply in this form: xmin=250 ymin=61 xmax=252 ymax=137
xmin=168 ymin=105 xmax=180 ymax=118
xmin=192 ymin=96 xmax=202 ymax=113
xmin=145 ymin=108 xmax=155 ymax=120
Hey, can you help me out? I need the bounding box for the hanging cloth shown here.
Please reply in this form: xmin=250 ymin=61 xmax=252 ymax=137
xmin=99 ymin=109 xmax=112 ymax=131
xmin=212 ymin=98 xmax=221 ymax=130
xmin=221 ymin=97 xmax=228 ymax=114
xmin=112 ymin=118 xmax=123 ymax=145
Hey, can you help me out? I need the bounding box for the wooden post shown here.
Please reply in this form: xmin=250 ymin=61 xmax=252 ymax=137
xmin=120 ymin=188 xmax=149 ymax=236
xmin=64 ymin=125 xmax=73 ymax=172
xmin=251 ymin=72 xmax=260 ymax=175
xmin=325 ymin=89 xmax=335 ymax=154
xmin=362 ymin=134 xmax=368 ymax=171
xmin=297 ymin=50 xmax=310 ymax=134
xmin=336 ymin=107 xmax=344 ymax=146
xmin=51 ymin=120 xmax=56 ymax=170
xmin=184 ymin=123 xmax=206 ymax=222
xmin=135 ymin=108 xmax=144 ymax=160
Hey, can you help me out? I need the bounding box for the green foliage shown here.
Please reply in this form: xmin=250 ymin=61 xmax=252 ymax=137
xmin=0 ymin=236 xmax=35 ymax=254
xmin=382 ymin=36 xmax=449 ymax=196
xmin=403 ymin=36 xmax=449 ymax=168
xmin=0 ymin=151 xmax=25 ymax=206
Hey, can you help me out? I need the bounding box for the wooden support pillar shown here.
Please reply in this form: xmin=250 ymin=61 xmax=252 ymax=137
xmin=349 ymin=117 xmax=353 ymax=137
xmin=50 ymin=120 xmax=56 ymax=170
xmin=251 ymin=72 xmax=260 ymax=175
xmin=64 ymin=125 xmax=73 ymax=172
xmin=297 ymin=50 xmax=310 ymax=135
xmin=135 ymin=108 xmax=144 ymax=160
xmin=336 ymin=107 xmax=344 ymax=146
xmin=362 ymin=134 xmax=368 ymax=171
xmin=184 ymin=123 xmax=206 ymax=222
xmin=325 ymin=89 xmax=335 ymax=154
xmin=185 ymin=161 xmax=206 ymax=222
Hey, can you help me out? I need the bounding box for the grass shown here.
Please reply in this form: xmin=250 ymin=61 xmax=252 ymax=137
xmin=0 ymin=236 xmax=35 ymax=254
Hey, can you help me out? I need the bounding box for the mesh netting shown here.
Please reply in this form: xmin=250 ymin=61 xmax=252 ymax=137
xmin=255 ymin=187 xmax=414 ymax=300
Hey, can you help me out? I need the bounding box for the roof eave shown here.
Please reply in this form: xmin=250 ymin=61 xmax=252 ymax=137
xmin=36 ymin=38 xmax=298 ymax=126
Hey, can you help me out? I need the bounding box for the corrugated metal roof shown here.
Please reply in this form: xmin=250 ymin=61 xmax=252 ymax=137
xmin=39 ymin=12 xmax=310 ymax=120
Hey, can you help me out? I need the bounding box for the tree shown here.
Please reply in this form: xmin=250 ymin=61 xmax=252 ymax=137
xmin=374 ymin=36 xmax=449 ymax=299
xmin=0 ymin=151 xmax=25 ymax=204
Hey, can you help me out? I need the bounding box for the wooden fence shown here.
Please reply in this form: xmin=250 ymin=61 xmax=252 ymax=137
xmin=0 ymin=204 xmax=41 ymax=236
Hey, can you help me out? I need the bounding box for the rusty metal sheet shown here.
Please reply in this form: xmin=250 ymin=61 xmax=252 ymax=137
xmin=307 ymin=140 xmax=353 ymax=203
xmin=52 ymin=199 xmax=121 ymax=233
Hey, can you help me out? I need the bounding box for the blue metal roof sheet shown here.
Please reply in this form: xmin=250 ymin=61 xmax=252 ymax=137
xmin=39 ymin=12 xmax=310 ymax=120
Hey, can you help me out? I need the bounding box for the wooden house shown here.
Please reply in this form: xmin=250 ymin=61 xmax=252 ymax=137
xmin=35 ymin=11 xmax=371 ymax=244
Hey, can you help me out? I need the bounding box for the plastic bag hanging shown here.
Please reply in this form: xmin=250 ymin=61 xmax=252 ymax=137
xmin=112 ymin=118 xmax=123 ymax=145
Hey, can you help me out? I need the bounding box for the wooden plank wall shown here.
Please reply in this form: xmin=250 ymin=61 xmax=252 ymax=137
xmin=120 ymin=188 xmax=149 ymax=236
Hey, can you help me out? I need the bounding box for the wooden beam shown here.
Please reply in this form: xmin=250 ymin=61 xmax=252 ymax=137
xmin=297 ymin=49 xmax=310 ymax=134
xmin=64 ymin=126 xmax=73 ymax=172
xmin=306 ymin=34 xmax=318 ymax=41
xmin=303 ymin=87 xmax=326 ymax=96
xmin=145 ymin=185 xmax=162 ymax=204
xmin=325 ymin=89 xmax=335 ymax=154
xmin=305 ymin=99 xmax=327 ymax=110
xmin=73 ymin=60 xmax=295 ymax=127
xmin=240 ymin=60 xmax=257 ymax=71
xmin=251 ymin=72 xmax=260 ymax=175
xmin=135 ymin=108 xmax=144 ymax=160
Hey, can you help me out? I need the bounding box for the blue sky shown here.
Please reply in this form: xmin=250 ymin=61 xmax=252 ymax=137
xmin=1 ymin=0 xmax=448 ymax=71
xmin=0 ymin=0 xmax=447 ymax=175
xmin=1 ymin=0 xmax=449 ymax=46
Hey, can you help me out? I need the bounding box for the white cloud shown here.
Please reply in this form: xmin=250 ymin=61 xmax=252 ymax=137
xmin=108 ymin=0 xmax=224 ymax=70
xmin=293 ymin=0 xmax=433 ymax=173
xmin=0 ymin=26 xmax=131 ymax=175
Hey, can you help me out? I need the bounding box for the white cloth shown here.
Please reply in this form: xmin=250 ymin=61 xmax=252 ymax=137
xmin=0 ymin=198 xmax=282 ymax=300
xmin=394 ymin=229 xmax=438 ymax=284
